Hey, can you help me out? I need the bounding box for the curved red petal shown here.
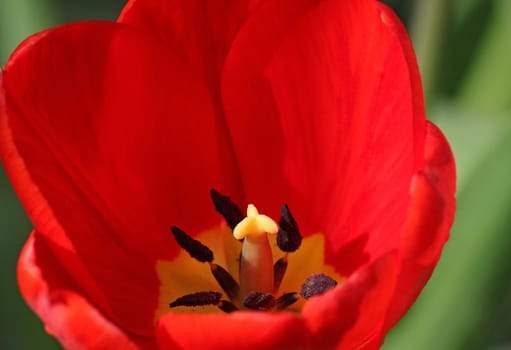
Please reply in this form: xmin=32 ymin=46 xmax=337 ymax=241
xmin=118 ymin=1 xmax=266 ymax=204
xmin=382 ymin=121 xmax=456 ymax=332
xmin=118 ymin=0 xmax=262 ymax=85
xmin=302 ymin=252 xmax=398 ymax=349
xmin=221 ymin=0 xmax=323 ymax=228
xmin=221 ymin=0 xmax=426 ymax=267
xmin=1 ymin=21 xmax=239 ymax=334
xmin=18 ymin=232 xmax=156 ymax=350
xmin=156 ymin=311 xmax=308 ymax=350
xmin=376 ymin=2 xmax=426 ymax=169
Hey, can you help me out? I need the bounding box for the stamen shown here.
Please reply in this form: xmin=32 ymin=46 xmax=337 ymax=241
xmin=170 ymin=226 xmax=213 ymax=263
xmin=273 ymin=255 xmax=288 ymax=292
xmin=167 ymin=191 xmax=340 ymax=315
xmin=242 ymin=291 xmax=276 ymax=311
xmin=300 ymin=273 xmax=338 ymax=299
xmin=210 ymin=189 xmax=244 ymax=231
xmin=209 ymin=263 xmax=240 ymax=300
xmin=218 ymin=300 xmax=239 ymax=313
xmin=277 ymin=204 xmax=302 ymax=252
xmin=170 ymin=291 xmax=222 ymax=308
xmin=275 ymin=292 xmax=299 ymax=310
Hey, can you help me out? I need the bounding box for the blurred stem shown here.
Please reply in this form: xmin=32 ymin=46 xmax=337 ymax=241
xmin=409 ymin=0 xmax=450 ymax=108
xmin=458 ymin=0 xmax=511 ymax=113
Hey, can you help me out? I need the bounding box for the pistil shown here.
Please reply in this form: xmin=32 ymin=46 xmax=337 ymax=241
xmin=233 ymin=204 xmax=278 ymax=297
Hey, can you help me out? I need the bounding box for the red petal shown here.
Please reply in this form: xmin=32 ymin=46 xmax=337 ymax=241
xmin=118 ymin=1 xmax=265 ymax=204
xmin=18 ymin=232 xmax=156 ymax=349
xmin=221 ymin=0 xmax=426 ymax=265
xmin=156 ymin=311 xmax=308 ymax=350
xmin=376 ymin=2 xmax=426 ymax=168
xmin=157 ymin=254 xmax=397 ymax=350
xmin=1 ymin=21 xmax=239 ymax=333
xmin=118 ymin=0 xmax=262 ymax=91
xmin=302 ymin=252 xmax=398 ymax=349
xmin=383 ymin=121 xmax=456 ymax=331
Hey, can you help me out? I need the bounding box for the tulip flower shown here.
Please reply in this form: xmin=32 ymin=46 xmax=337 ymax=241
xmin=0 ymin=0 xmax=455 ymax=349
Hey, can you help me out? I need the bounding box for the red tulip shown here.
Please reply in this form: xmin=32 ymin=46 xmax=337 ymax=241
xmin=0 ymin=0 xmax=455 ymax=349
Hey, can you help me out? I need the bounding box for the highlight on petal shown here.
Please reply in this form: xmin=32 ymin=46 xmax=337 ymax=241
xmin=17 ymin=232 xmax=149 ymax=350
xmin=376 ymin=1 xmax=426 ymax=167
xmin=221 ymin=0 xmax=427 ymax=267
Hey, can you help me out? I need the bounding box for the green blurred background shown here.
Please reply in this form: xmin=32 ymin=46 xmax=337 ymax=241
xmin=1 ymin=0 xmax=510 ymax=349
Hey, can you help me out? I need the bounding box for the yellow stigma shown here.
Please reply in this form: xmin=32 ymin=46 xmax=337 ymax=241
xmin=233 ymin=204 xmax=278 ymax=297
xmin=233 ymin=204 xmax=278 ymax=240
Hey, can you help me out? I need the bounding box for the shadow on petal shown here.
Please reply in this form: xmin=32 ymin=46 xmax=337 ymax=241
xmin=303 ymin=252 xmax=399 ymax=349
xmin=18 ymin=232 xmax=156 ymax=350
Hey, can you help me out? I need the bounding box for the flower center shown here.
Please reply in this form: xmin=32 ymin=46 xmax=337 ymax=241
xmin=155 ymin=190 xmax=343 ymax=318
